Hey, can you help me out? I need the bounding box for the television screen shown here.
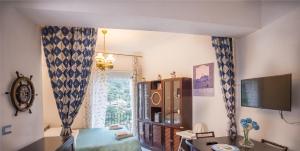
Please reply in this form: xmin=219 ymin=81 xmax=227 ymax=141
xmin=241 ymin=74 xmax=292 ymax=111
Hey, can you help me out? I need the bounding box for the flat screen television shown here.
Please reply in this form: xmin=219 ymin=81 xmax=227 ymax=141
xmin=241 ymin=74 xmax=292 ymax=111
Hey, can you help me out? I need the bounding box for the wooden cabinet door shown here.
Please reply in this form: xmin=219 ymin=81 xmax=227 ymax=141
xmin=164 ymin=127 xmax=172 ymax=151
xmin=173 ymin=80 xmax=182 ymax=125
xmin=138 ymin=83 xmax=144 ymax=120
xmin=144 ymin=122 xmax=152 ymax=146
xmin=164 ymin=80 xmax=172 ymax=124
xmin=164 ymin=127 xmax=183 ymax=151
xmin=138 ymin=82 xmax=151 ymax=120
xmin=138 ymin=121 xmax=145 ymax=144
xmin=144 ymin=83 xmax=151 ymax=120
xmin=152 ymin=124 xmax=163 ymax=150
xmin=173 ymin=128 xmax=182 ymax=151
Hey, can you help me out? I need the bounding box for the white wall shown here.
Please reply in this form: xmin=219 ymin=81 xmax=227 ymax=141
xmin=0 ymin=7 xmax=43 ymax=151
xmin=236 ymin=5 xmax=300 ymax=151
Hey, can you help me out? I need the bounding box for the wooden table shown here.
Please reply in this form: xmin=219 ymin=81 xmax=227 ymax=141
xmin=20 ymin=136 xmax=74 ymax=151
xmin=186 ymin=136 xmax=282 ymax=151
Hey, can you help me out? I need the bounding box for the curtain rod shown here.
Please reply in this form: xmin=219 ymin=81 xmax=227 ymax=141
xmin=100 ymin=52 xmax=143 ymax=58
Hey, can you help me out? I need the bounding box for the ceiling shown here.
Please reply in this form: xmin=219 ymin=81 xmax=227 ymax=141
xmin=1 ymin=1 xmax=299 ymax=37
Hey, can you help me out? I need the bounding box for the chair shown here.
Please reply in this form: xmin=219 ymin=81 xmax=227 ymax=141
xmin=185 ymin=140 xmax=200 ymax=151
xmin=261 ymin=139 xmax=288 ymax=151
xmin=193 ymin=123 xmax=208 ymax=133
xmin=195 ymin=131 xmax=215 ymax=139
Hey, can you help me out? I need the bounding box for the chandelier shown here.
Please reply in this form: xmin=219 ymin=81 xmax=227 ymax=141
xmin=95 ymin=29 xmax=115 ymax=71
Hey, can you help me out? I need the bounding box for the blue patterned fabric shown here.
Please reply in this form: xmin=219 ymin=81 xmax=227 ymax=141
xmin=212 ymin=36 xmax=237 ymax=138
xmin=42 ymin=26 xmax=97 ymax=136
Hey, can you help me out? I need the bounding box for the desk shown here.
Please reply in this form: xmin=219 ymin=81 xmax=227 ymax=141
xmin=186 ymin=136 xmax=282 ymax=151
xmin=20 ymin=136 xmax=74 ymax=151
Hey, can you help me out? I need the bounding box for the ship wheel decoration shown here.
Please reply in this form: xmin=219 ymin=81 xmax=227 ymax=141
xmin=5 ymin=71 xmax=38 ymax=116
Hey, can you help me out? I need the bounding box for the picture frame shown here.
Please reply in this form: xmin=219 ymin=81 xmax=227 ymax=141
xmin=193 ymin=63 xmax=214 ymax=96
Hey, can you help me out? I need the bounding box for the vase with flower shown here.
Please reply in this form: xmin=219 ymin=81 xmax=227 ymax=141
xmin=239 ymin=118 xmax=260 ymax=148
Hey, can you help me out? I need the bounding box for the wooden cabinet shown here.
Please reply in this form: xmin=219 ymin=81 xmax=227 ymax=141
xmin=138 ymin=78 xmax=192 ymax=151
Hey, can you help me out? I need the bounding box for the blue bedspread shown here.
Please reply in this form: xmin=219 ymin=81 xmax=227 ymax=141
xmin=75 ymin=128 xmax=141 ymax=151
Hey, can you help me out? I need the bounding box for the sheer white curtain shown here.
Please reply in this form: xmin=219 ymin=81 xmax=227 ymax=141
xmin=85 ymin=70 xmax=108 ymax=128
xmin=85 ymin=71 xmax=133 ymax=128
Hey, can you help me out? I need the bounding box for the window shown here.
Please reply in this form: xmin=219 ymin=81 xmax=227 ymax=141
xmin=105 ymin=72 xmax=133 ymax=129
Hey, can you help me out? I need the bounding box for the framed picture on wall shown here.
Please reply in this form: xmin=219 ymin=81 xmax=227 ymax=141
xmin=193 ymin=63 xmax=214 ymax=96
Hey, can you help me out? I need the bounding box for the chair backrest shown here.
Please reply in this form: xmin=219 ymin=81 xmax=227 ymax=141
xmin=185 ymin=140 xmax=200 ymax=151
xmin=196 ymin=131 xmax=215 ymax=139
xmin=193 ymin=123 xmax=208 ymax=133
xmin=261 ymin=139 xmax=288 ymax=151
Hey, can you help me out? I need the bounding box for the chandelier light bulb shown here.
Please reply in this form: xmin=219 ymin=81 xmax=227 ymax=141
xmin=106 ymin=54 xmax=115 ymax=63
xmin=95 ymin=53 xmax=104 ymax=60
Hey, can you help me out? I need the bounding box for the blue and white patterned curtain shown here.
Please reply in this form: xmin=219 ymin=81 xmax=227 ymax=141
xmin=212 ymin=36 xmax=237 ymax=138
xmin=41 ymin=26 xmax=97 ymax=136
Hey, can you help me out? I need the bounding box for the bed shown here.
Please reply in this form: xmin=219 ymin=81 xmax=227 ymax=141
xmin=44 ymin=127 xmax=141 ymax=151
